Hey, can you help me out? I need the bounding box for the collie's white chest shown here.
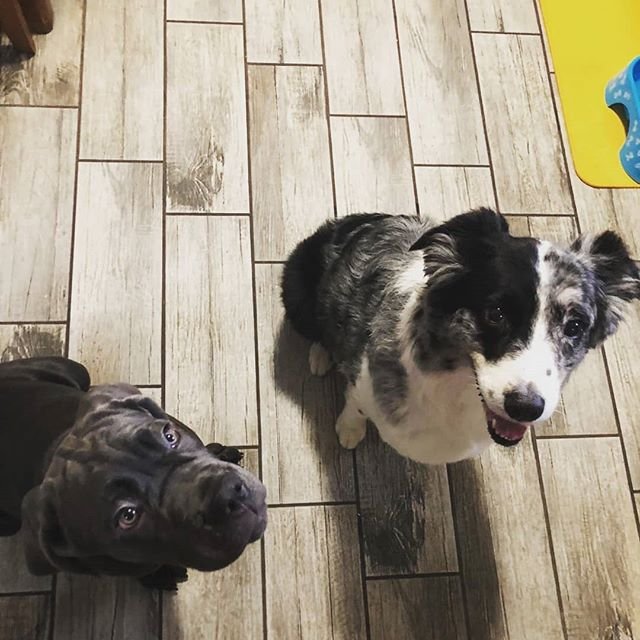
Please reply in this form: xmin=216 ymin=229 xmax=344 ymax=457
xmin=353 ymin=358 xmax=492 ymax=464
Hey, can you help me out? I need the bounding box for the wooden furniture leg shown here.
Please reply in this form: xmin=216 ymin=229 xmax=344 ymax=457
xmin=19 ymin=0 xmax=53 ymax=34
xmin=0 ymin=0 xmax=36 ymax=56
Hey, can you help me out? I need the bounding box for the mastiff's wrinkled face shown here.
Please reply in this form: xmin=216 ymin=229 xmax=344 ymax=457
xmin=21 ymin=385 xmax=266 ymax=578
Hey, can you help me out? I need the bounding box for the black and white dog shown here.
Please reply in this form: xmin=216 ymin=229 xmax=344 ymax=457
xmin=281 ymin=209 xmax=639 ymax=464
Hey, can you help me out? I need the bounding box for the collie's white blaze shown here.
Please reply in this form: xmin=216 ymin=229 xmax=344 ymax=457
xmin=472 ymin=241 xmax=561 ymax=422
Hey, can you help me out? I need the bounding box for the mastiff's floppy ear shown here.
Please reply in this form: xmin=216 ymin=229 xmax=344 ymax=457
xmin=205 ymin=443 xmax=244 ymax=465
xmin=0 ymin=357 xmax=90 ymax=391
xmin=20 ymin=482 xmax=93 ymax=577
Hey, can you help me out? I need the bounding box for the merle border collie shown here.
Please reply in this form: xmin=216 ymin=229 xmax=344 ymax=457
xmin=281 ymin=209 xmax=640 ymax=464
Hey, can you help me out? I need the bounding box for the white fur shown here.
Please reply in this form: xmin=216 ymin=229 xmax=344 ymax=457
xmin=472 ymin=241 xmax=561 ymax=421
xmin=331 ymin=241 xmax=566 ymax=464
xmin=343 ymin=258 xmax=490 ymax=465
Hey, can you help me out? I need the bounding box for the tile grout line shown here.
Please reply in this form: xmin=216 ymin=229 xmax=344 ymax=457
xmin=165 ymin=211 xmax=251 ymax=216
xmin=599 ymin=347 xmax=640 ymax=537
xmin=158 ymin=0 xmax=169 ymax=637
xmin=445 ymin=466 xmax=472 ymax=640
xmin=530 ymin=434 xmax=569 ymax=639
xmin=317 ymin=0 xmax=339 ymax=219
xmin=531 ymin=6 xmax=637 ymax=617
xmin=0 ymin=321 xmax=67 ymax=326
xmin=350 ymin=446 xmax=372 ymax=640
xmin=166 ymin=19 xmax=243 ymax=25
xmin=536 ymin=433 xmax=622 ymax=440
xmin=454 ymin=3 xmax=501 ymax=635
xmin=269 ymin=500 xmax=357 ymax=509
xmin=329 ymin=112 xmax=405 ymax=119
xmin=462 ymin=1 xmax=501 ymax=214
xmin=414 ymin=163 xmax=490 ymax=169
xmin=391 ymin=0 xmax=421 ymax=216
xmin=248 ymin=61 xmax=324 ymax=68
xmin=54 ymin=0 xmax=90 ymax=635
xmin=0 ymin=590 xmax=52 ymax=599
xmin=0 ymin=104 xmax=77 ymax=109
xmin=366 ymin=570 xmax=461 ymax=581
xmin=470 ymin=29 xmax=540 ymax=36
xmin=239 ymin=3 xmax=269 ymax=638
xmin=533 ymin=0 xmax=640 ymax=535
xmin=317 ymin=1 xmax=370 ymax=636
xmin=77 ymin=158 xmax=164 ymax=164
xmin=531 ymin=4 xmax=580 ymax=223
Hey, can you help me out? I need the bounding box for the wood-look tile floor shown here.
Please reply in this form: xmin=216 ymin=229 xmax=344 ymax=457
xmin=1 ymin=1 xmax=639 ymax=638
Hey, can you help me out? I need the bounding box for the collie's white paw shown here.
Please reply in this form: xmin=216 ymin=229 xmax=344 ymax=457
xmin=309 ymin=343 xmax=332 ymax=376
xmin=335 ymin=412 xmax=366 ymax=449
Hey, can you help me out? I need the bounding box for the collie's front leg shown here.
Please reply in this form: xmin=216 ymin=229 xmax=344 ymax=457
xmin=309 ymin=342 xmax=333 ymax=376
xmin=336 ymin=385 xmax=367 ymax=449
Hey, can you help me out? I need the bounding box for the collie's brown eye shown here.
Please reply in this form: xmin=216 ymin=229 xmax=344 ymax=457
xmin=117 ymin=506 xmax=141 ymax=529
xmin=484 ymin=305 xmax=506 ymax=326
xmin=162 ymin=424 xmax=181 ymax=448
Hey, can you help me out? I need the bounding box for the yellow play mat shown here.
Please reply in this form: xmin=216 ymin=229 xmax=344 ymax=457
xmin=538 ymin=0 xmax=640 ymax=187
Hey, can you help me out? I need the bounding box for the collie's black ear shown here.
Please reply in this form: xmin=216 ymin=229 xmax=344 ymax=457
xmin=410 ymin=208 xmax=508 ymax=251
xmin=571 ymin=231 xmax=640 ymax=345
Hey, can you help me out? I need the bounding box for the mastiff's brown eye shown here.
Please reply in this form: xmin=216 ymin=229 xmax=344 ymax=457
xmin=162 ymin=424 xmax=181 ymax=448
xmin=117 ymin=506 xmax=141 ymax=529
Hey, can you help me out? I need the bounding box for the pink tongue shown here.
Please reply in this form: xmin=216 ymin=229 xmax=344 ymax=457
xmin=492 ymin=415 xmax=528 ymax=440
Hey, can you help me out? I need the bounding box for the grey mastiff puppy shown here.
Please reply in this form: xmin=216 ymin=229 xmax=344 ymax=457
xmin=0 ymin=357 xmax=267 ymax=590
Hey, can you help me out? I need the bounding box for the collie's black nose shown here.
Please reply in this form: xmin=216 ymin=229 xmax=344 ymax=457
xmin=504 ymin=390 xmax=545 ymax=422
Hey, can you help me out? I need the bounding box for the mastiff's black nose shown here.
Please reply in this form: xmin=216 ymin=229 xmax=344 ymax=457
xmin=204 ymin=475 xmax=251 ymax=523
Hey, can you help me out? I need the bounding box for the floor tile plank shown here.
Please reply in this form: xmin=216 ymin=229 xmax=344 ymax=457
xmin=0 ymin=595 xmax=50 ymax=640
xmin=167 ymin=23 xmax=248 ymax=213
xmin=249 ymin=65 xmax=333 ymax=260
xmin=395 ymin=0 xmax=487 ymax=164
xmin=449 ymin=433 xmax=564 ymax=639
xmin=246 ymin=0 xmax=322 ymax=64
xmin=474 ymin=34 xmax=572 ymax=214
xmin=367 ymin=576 xmax=467 ymax=640
xmin=538 ymin=437 xmax=640 ymax=639
xmin=331 ymin=116 xmax=415 ymax=215
xmin=163 ymin=451 xmax=263 ymax=640
xmin=80 ymin=0 xmax=163 ymax=160
xmin=167 ymin=0 xmax=242 ymax=22
xmin=466 ymin=0 xmax=538 ymax=34
xmin=524 ymin=216 xmax=618 ymax=437
xmin=256 ymin=265 xmax=354 ymax=504
xmin=0 ymin=107 xmax=76 ymax=322
xmin=265 ymin=505 xmax=366 ymax=639
xmin=54 ymin=575 xmax=159 ymax=640
xmin=415 ymin=166 xmax=495 ymax=222
xmin=165 ymin=216 xmax=258 ymax=446
xmin=604 ymin=303 xmax=640 ymax=489
xmin=68 ymin=163 xmax=162 ymax=385
xmin=357 ymin=430 xmax=457 ymax=576
xmin=321 ymin=0 xmax=404 ymax=115
xmin=0 ymin=0 xmax=83 ymax=106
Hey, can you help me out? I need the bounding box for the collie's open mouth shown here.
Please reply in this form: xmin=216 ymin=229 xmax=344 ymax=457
xmin=471 ymin=362 xmax=529 ymax=447
xmin=484 ymin=407 xmax=529 ymax=447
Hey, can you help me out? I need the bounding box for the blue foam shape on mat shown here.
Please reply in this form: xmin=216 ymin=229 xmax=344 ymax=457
xmin=605 ymin=56 xmax=640 ymax=184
